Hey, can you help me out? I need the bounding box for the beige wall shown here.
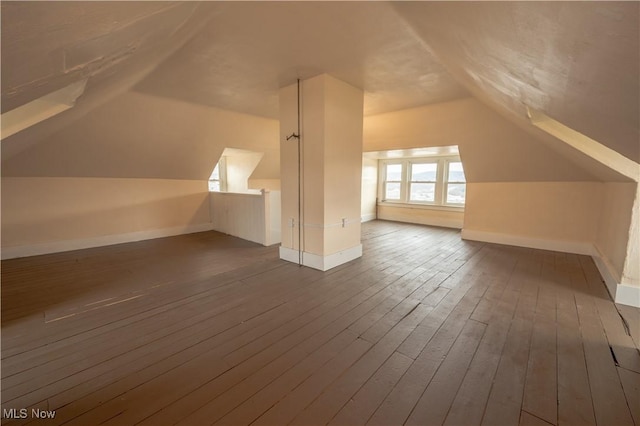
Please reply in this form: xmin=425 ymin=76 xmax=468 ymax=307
xmin=248 ymin=179 xmax=281 ymax=191
xmin=323 ymin=75 xmax=364 ymax=255
xmin=378 ymin=205 xmax=464 ymax=229
xmin=364 ymin=97 xmax=611 ymax=182
xmin=1 ymin=177 xmax=210 ymax=255
xmin=463 ymin=182 xmax=601 ymax=244
xmin=2 ymin=91 xmax=280 ymax=181
xmin=279 ymin=74 xmax=363 ymax=258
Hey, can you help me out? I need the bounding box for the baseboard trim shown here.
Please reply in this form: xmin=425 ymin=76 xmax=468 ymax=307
xmin=591 ymin=246 xmax=621 ymax=301
xmin=1 ymin=222 xmax=216 ymax=260
xmin=279 ymin=244 xmax=363 ymax=271
xmin=380 ymin=216 xmax=462 ymax=229
xmin=361 ymin=213 xmax=376 ymax=223
xmin=591 ymin=245 xmax=640 ymax=308
xmin=614 ymin=284 xmax=640 ymax=308
xmin=460 ymin=229 xmax=593 ymax=255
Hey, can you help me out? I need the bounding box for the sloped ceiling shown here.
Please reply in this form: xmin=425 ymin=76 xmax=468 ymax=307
xmin=1 ymin=1 xmax=215 ymax=113
xmin=1 ymin=1 xmax=217 ymax=160
xmin=135 ymin=1 xmax=468 ymax=118
xmin=1 ymin=1 xmax=638 ymax=182
xmin=392 ymin=1 xmax=640 ymax=163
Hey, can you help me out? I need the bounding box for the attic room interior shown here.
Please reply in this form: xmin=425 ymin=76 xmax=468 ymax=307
xmin=1 ymin=1 xmax=639 ymax=425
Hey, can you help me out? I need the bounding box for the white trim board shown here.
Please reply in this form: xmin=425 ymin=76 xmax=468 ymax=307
xmin=462 ymin=229 xmax=640 ymax=308
xmin=591 ymin=246 xmax=621 ymax=301
xmin=592 ymin=245 xmax=640 ymax=308
xmin=1 ymin=222 xmax=216 ymax=260
xmin=615 ymin=284 xmax=640 ymax=309
xmin=460 ymin=229 xmax=593 ymax=255
xmin=279 ymin=244 xmax=363 ymax=271
xmin=385 ymin=216 xmax=462 ymax=229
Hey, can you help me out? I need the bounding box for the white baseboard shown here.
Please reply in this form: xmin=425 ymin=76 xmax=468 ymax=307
xmin=380 ymin=215 xmax=462 ymax=229
xmin=614 ymin=284 xmax=640 ymax=308
xmin=267 ymin=228 xmax=282 ymax=247
xmin=361 ymin=213 xmax=376 ymax=223
xmin=279 ymin=244 xmax=363 ymax=271
xmin=460 ymin=229 xmax=593 ymax=255
xmin=591 ymin=246 xmax=620 ymax=301
xmin=592 ymin=244 xmax=640 ymax=308
xmin=1 ymin=222 xmax=216 ymax=260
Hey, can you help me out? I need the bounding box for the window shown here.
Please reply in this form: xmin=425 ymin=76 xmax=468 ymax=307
xmin=379 ymin=156 xmax=466 ymax=208
xmin=409 ymin=162 xmax=437 ymax=202
xmin=445 ymin=161 xmax=466 ymax=204
xmin=208 ymin=164 xmax=221 ymax=191
xmin=208 ymin=157 xmax=227 ymax=192
xmin=384 ymin=163 xmax=402 ymax=200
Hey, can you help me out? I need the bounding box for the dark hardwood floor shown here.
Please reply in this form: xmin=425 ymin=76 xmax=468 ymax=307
xmin=1 ymin=220 xmax=638 ymax=425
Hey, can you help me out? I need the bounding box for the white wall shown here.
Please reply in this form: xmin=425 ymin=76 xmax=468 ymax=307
xmin=361 ymin=157 xmax=378 ymax=222
xmin=209 ymin=190 xmax=281 ymax=246
xmin=2 ymin=91 xmax=280 ymax=181
xmin=1 ymin=177 xmax=211 ymax=259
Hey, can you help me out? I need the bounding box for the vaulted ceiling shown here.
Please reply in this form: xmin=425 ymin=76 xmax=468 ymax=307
xmin=1 ymin=1 xmax=638 ymax=180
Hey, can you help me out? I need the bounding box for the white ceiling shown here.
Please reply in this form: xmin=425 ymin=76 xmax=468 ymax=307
xmin=1 ymin=1 xmax=638 ymax=179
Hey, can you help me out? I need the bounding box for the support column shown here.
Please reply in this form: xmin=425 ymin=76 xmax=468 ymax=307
xmin=279 ymin=74 xmax=364 ymax=271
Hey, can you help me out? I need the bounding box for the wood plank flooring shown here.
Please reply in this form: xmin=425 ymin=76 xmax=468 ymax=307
xmin=1 ymin=220 xmax=638 ymax=425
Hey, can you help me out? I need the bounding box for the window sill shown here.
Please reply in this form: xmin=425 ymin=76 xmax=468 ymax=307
xmin=377 ymin=201 xmax=465 ymax=212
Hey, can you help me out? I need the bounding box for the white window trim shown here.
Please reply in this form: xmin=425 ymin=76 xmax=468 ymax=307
xmin=378 ymin=155 xmax=466 ymax=210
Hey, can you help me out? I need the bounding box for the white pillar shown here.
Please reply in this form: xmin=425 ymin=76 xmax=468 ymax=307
xmin=279 ymin=74 xmax=364 ymax=271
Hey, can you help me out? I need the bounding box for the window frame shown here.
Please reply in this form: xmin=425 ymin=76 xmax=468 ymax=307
xmin=378 ymin=155 xmax=465 ymax=210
